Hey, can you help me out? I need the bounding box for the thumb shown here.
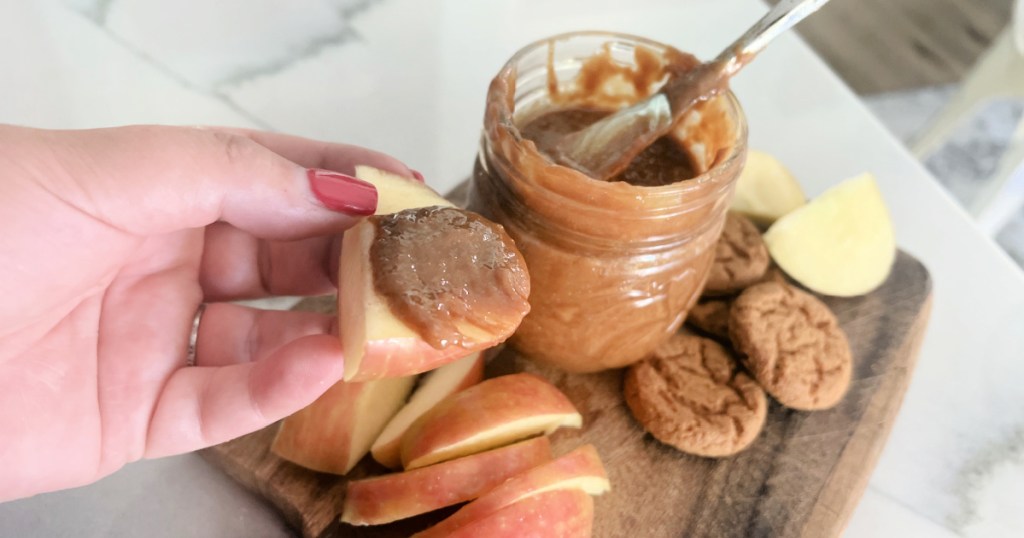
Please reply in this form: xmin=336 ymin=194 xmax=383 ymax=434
xmin=144 ymin=333 xmax=346 ymax=458
xmin=37 ymin=125 xmax=392 ymax=239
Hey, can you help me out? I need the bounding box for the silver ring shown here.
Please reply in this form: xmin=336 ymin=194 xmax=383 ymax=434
xmin=186 ymin=303 xmax=206 ymax=367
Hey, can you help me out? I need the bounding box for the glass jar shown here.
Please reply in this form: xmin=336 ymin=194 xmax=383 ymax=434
xmin=468 ymin=31 xmax=747 ymax=372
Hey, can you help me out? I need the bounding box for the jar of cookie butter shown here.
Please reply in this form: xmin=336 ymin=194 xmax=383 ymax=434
xmin=467 ymin=31 xmax=747 ymax=372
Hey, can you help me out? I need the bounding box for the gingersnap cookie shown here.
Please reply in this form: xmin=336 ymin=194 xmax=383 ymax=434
xmin=755 ymin=265 xmax=789 ymax=286
xmin=686 ymin=299 xmax=731 ymax=340
xmin=729 ymin=281 xmax=852 ymax=410
xmin=624 ymin=334 xmax=767 ymax=457
xmin=704 ymin=213 xmax=771 ymax=296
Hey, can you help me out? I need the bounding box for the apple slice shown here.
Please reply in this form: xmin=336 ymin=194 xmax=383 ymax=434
xmin=271 ymin=375 xmax=415 ymax=475
xmin=342 ymin=436 xmax=551 ymax=526
xmin=401 ymin=373 xmax=582 ymax=470
xmin=442 ymin=489 xmax=594 ymax=538
xmin=730 ymin=150 xmax=806 ymax=227
xmin=339 ymin=220 xmax=516 ymax=382
xmin=411 ymin=445 xmax=609 ymax=538
xmin=764 ymin=173 xmax=895 ymax=297
xmin=342 ymin=166 xmax=466 ymax=382
xmin=340 ymin=167 xmax=530 ymax=382
xmin=354 ymin=165 xmax=454 ymax=215
xmin=371 ymin=352 xmax=485 ymax=468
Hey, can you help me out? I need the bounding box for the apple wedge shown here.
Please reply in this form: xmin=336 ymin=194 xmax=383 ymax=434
xmin=764 ymin=173 xmax=895 ymax=297
xmin=354 ymin=165 xmax=454 ymax=215
xmin=340 ymin=168 xmax=530 ymax=382
xmin=271 ymin=375 xmax=415 ymax=475
xmin=342 ymin=436 xmax=551 ymax=526
xmin=371 ymin=352 xmax=485 ymax=468
xmin=339 ymin=219 xmax=522 ymax=382
xmin=401 ymin=373 xmax=582 ymax=470
xmin=730 ymin=150 xmax=806 ymax=227
xmin=342 ymin=166 xmax=466 ymax=382
xmin=442 ymin=489 xmax=594 ymax=538
xmin=411 ymin=444 xmax=609 ymax=538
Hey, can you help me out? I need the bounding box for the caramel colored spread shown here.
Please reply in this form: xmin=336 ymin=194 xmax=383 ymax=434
xmin=521 ymin=108 xmax=697 ymax=187
xmin=546 ymin=40 xmax=697 ymax=110
xmin=368 ymin=206 xmax=531 ymax=349
xmin=542 ymin=37 xmax=737 ymax=179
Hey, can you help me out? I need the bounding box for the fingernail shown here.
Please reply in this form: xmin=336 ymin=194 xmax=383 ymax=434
xmin=307 ymin=169 xmax=377 ymax=216
xmin=411 ymin=169 xmax=425 ymax=183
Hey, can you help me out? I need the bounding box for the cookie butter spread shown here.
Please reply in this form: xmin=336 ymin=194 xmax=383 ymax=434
xmin=467 ymin=32 xmax=747 ymax=372
xmin=368 ymin=206 xmax=531 ymax=349
xmin=520 ymin=108 xmax=698 ymax=187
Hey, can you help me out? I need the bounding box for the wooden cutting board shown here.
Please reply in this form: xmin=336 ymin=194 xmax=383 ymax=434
xmin=202 ymin=248 xmax=931 ymax=538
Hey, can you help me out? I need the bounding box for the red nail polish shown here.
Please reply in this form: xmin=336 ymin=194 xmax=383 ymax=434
xmin=307 ymin=169 xmax=377 ymax=216
xmin=411 ymin=169 xmax=425 ymax=183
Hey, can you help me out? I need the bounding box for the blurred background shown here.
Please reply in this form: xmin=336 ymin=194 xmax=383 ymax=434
xmin=781 ymin=0 xmax=1024 ymax=267
xmin=10 ymin=0 xmax=1023 ymax=268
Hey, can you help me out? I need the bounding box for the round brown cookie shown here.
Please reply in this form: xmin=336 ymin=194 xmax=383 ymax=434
xmin=686 ymin=299 xmax=731 ymax=341
xmin=624 ymin=334 xmax=767 ymax=457
xmin=729 ymin=282 xmax=852 ymax=410
xmin=703 ymin=213 xmax=770 ymax=296
xmin=755 ymin=265 xmax=789 ymax=286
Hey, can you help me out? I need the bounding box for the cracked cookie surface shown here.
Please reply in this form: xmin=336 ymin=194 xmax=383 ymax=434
xmin=729 ymin=281 xmax=852 ymax=410
xmin=624 ymin=334 xmax=767 ymax=457
xmin=686 ymin=299 xmax=732 ymax=340
xmin=704 ymin=213 xmax=770 ymax=295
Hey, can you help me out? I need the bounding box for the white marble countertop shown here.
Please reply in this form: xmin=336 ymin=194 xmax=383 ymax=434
xmin=2 ymin=0 xmax=1023 ymax=536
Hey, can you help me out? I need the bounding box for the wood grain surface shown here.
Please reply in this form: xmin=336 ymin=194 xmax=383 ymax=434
xmin=202 ymin=250 xmax=931 ymax=538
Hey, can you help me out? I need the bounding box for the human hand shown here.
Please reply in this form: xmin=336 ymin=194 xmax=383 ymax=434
xmin=0 ymin=125 xmax=417 ymax=501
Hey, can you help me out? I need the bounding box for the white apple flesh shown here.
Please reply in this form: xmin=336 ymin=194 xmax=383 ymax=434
xmin=401 ymin=373 xmax=582 ymax=470
xmin=355 ymin=165 xmax=454 ymax=215
xmin=764 ymin=173 xmax=895 ymax=297
xmin=730 ymin=150 xmax=806 ymax=227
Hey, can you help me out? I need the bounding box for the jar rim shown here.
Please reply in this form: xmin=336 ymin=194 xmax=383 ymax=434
xmin=491 ymin=30 xmax=748 ymax=200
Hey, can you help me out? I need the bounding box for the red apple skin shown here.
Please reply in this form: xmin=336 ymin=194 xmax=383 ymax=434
xmin=271 ymin=375 xmax=413 ymax=475
xmin=442 ymin=489 xmax=594 ymax=538
xmin=272 ymin=381 xmax=362 ymax=474
xmin=351 ymin=338 xmax=492 ymax=382
xmin=401 ymin=373 xmax=582 ymax=469
xmin=411 ymin=445 xmax=609 ymax=538
xmin=342 ymin=436 xmax=552 ymax=526
xmin=371 ymin=353 xmax=485 ymax=469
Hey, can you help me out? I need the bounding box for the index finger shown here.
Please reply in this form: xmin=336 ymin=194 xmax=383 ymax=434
xmin=207 ymin=127 xmax=419 ymax=181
